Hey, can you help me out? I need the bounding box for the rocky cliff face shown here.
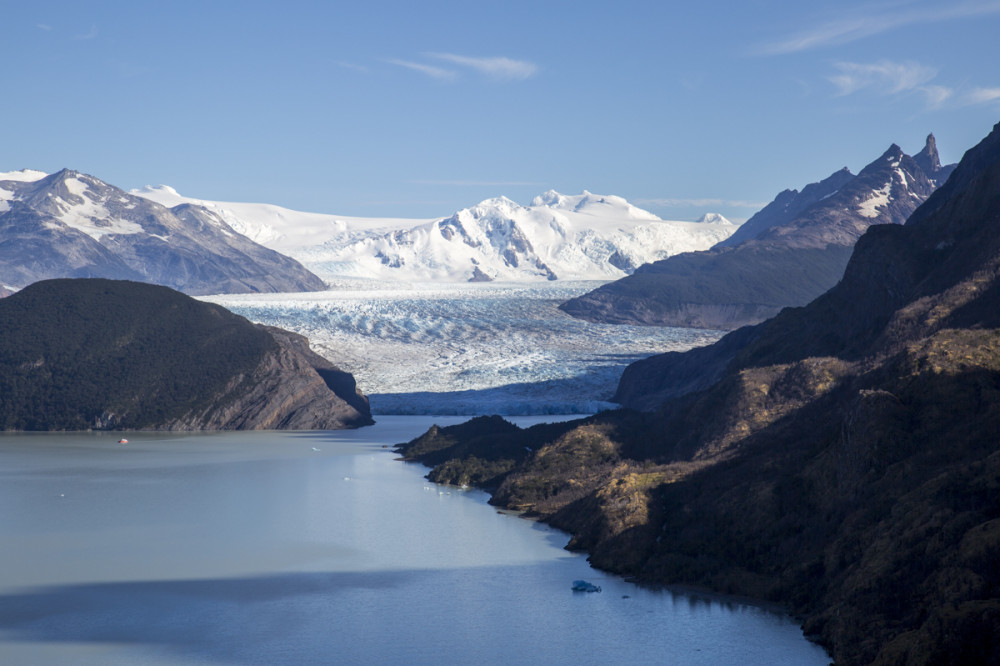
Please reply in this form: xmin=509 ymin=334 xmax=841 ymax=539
xmin=0 ymin=278 xmax=371 ymax=431
xmin=399 ymin=123 xmax=1000 ymax=665
xmin=0 ymin=170 xmax=327 ymax=295
xmin=560 ymin=135 xmax=953 ymax=330
xmin=161 ymin=325 xmax=372 ymax=430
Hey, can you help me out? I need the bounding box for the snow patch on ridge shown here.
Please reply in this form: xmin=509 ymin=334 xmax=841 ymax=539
xmin=56 ymin=176 xmax=144 ymax=239
xmin=857 ymin=183 xmax=892 ymax=219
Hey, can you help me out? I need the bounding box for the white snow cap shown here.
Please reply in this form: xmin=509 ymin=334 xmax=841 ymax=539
xmin=132 ymin=185 xmax=737 ymax=282
xmin=0 ymin=169 xmax=48 ymax=183
xmin=695 ymin=213 xmax=733 ymax=225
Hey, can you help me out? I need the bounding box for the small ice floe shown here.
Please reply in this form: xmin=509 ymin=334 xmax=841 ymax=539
xmin=571 ymin=580 xmax=602 ymax=593
xmin=343 ymin=476 xmax=351 ymax=481
xmin=312 ymin=447 xmax=321 ymax=452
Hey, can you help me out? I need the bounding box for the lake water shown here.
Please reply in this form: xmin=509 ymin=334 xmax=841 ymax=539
xmin=0 ymin=418 xmax=829 ymax=665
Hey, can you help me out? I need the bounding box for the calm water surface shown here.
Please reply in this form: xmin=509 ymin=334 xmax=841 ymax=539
xmin=0 ymin=418 xmax=829 ymax=665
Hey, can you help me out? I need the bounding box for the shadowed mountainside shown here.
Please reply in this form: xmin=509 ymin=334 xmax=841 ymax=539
xmin=0 ymin=278 xmax=372 ymax=430
xmin=560 ymin=135 xmax=953 ymax=330
xmin=398 ymin=122 xmax=1000 ymax=665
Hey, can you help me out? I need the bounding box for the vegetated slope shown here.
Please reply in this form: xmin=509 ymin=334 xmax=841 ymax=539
xmin=134 ymin=186 xmax=737 ymax=282
xmin=0 ymin=278 xmax=372 ymax=430
xmin=398 ymin=122 xmax=1000 ymax=665
xmin=0 ymin=170 xmax=326 ymax=295
xmin=560 ymin=135 xmax=953 ymax=330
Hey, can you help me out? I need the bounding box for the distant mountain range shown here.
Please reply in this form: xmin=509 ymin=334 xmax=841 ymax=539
xmin=0 ymin=278 xmax=372 ymax=430
xmin=560 ymin=135 xmax=955 ymax=329
xmin=397 ymin=121 xmax=1000 ymax=664
xmin=134 ymin=186 xmax=737 ymax=282
xmin=0 ymin=169 xmax=326 ymax=295
xmin=1 ymin=164 xmax=737 ymax=292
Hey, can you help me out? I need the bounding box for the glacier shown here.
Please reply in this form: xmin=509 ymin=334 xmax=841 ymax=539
xmin=204 ymin=281 xmax=724 ymax=416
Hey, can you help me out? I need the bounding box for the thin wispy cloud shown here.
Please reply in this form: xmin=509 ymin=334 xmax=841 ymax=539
xmin=921 ymin=85 xmax=955 ymax=108
xmin=408 ymin=179 xmax=543 ymax=187
xmin=74 ymin=24 xmax=99 ymax=40
xmin=36 ymin=24 xmax=52 ymax=31
xmin=387 ymin=53 xmax=537 ymax=82
xmin=963 ymin=87 xmax=1000 ymax=105
xmin=829 ymin=60 xmax=938 ymax=96
xmin=385 ymin=58 xmax=456 ymax=81
xmin=335 ymin=61 xmax=369 ymax=74
xmin=636 ymin=197 xmax=768 ymax=209
xmin=827 ymin=59 xmax=1000 ymax=110
xmin=427 ymin=53 xmax=538 ymax=80
xmin=760 ymin=1 xmax=1000 ymax=54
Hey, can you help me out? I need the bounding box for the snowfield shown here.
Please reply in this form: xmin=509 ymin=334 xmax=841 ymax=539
xmin=136 ymin=186 xmax=736 ymax=283
xmin=203 ymin=281 xmax=724 ymax=415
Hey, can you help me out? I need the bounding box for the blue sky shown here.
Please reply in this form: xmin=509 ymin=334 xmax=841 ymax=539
xmin=4 ymin=0 xmax=999 ymax=221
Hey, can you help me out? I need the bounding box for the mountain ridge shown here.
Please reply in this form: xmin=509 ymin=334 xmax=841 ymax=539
xmin=560 ymin=135 xmax=954 ymax=329
xmin=0 ymin=169 xmax=326 ymax=295
xmin=134 ymin=185 xmax=737 ymax=282
xmin=397 ymin=122 xmax=1000 ymax=665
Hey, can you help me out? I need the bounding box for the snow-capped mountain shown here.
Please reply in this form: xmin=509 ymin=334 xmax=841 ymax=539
xmin=560 ymin=134 xmax=954 ymax=329
xmin=135 ymin=186 xmax=737 ymax=282
xmin=0 ymin=169 xmax=326 ymax=295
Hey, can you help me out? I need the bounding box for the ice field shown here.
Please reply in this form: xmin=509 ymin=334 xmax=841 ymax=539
xmin=205 ymin=281 xmax=723 ymax=415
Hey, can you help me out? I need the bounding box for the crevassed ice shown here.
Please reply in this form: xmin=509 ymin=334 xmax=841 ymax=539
xmin=204 ymin=281 xmax=724 ymax=416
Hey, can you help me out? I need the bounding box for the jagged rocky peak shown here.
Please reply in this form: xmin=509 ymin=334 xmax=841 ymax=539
xmin=914 ymin=133 xmax=942 ymax=174
xmin=881 ymin=143 xmax=904 ymax=165
xmin=561 ymin=133 xmax=953 ymax=330
xmin=19 ymin=168 xmax=84 ymax=200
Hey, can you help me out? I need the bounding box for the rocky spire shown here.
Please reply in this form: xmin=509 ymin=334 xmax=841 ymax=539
xmin=913 ymin=133 xmax=942 ymax=175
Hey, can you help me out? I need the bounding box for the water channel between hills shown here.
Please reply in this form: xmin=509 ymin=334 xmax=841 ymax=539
xmin=0 ymin=418 xmax=830 ymax=665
